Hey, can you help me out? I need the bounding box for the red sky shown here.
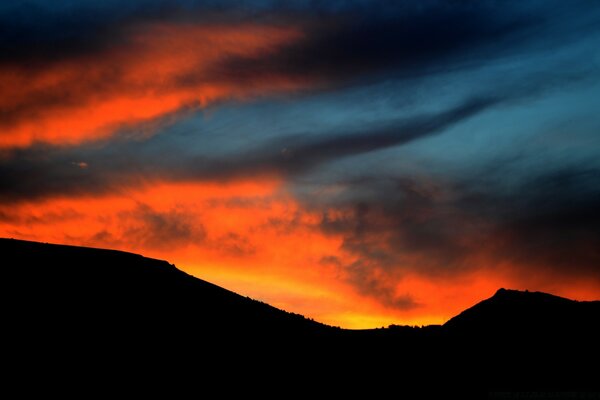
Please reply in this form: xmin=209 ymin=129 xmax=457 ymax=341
xmin=0 ymin=22 xmax=308 ymax=148
xmin=2 ymin=178 xmax=598 ymax=328
xmin=2 ymin=3 xmax=599 ymax=328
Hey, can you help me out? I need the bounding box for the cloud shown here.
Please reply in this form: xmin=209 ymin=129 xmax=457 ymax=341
xmin=0 ymin=1 xmax=274 ymax=64
xmin=3 ymin=1 xmax=597 ymax=149
xmin=0 ymin=96 xmax=495 ymax=202
xmin=269 ymin=97 xmax=498 ymax=174
xmin=0 ymin=179 xmax=285 ymax=257
xmin=487 ymin=167 xmax=600 ymax=278
xmin=0 ymin=208 xmax=82 ymax=225
xmin=214 ymin=232 xmax=256 ymax=257
xmin=118 ymin=203 xmax=206 ymax=250
xmin=4 ymin=27 xmax=596 ymax=204
xmin=0 ymin=21 xmax=307 ymax=148
xmin=346 ymin=259 xmax=419 ymax=310
xmin=213 ymin=1 xmax=540 ymax=85
xmin=313 ymin=163 xmax=600 ymax=295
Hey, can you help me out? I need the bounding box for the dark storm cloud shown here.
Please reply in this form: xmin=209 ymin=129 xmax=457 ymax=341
xmin=119 ymin=203 xmax=206 ymax=250
xmin=2 ymin=1 xmax=585 ymax=78
xmin=318 ymin=163 xmax=600 ymax=287
xmin=490 ymin=167 xmax=600 ymax=277
xmin=211 ymin=1 xmax=540 ymax=85
xmin=0 ymin=0 xmax=262 ymax=64
xmin=347 ymin=259 xmax=419 ymax=310
xmin=77 ymin=202 xmax=206 ymax=251
xmin=207 ymin=1 xmax=600 ymax=93
xmin=0 ymin=1 xmax=154 ymax=64
xmin=0 ymin=96 xmax=495 ymax=202
xmin=318 ymin=176 xmax=473 ymax=273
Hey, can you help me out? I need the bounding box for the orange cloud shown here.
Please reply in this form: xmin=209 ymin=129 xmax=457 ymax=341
xmin=0 ymin=23 xmax=309 ymax=149
xmin=1 ymin=179 xmax=598 ymax=329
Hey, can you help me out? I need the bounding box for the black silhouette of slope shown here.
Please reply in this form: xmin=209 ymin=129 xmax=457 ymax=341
xmin=445 ymin=288 xmax=599 ymax=335
xmin=2 ymin=238 xmax=328 ymax=339
xmin=441 ymin=288 xmax=600 ymax=391
xmin=3 ymin=238 xmax=599 ymax=394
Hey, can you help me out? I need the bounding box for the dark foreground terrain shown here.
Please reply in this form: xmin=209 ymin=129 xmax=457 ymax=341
xmin=3 ymin=238 xmax=599 ymax=395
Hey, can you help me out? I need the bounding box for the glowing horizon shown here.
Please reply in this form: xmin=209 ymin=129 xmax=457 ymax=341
xmin=2 ymin=179 xmax=598 ymax=328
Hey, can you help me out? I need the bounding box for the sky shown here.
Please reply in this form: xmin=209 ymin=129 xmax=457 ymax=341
xmin=1 ymin=0 xmax=599 ymax=328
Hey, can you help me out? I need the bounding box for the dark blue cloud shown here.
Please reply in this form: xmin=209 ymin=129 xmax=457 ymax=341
xmin=4 ymin=0 xmax=596 ymax=76
xmin=0 ymin=95 xmax=496 ymax=201
xmin=213 ymin=1 xmax=536 ymax=83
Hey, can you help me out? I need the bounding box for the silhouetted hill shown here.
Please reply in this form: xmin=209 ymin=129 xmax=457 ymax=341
xmin=445 ymin=288 xmax=599 ymax=335
xmin=3 ymin=238 xmax=599 ymax=394
xmin=2 ymin=238 xmax=328 ymax=339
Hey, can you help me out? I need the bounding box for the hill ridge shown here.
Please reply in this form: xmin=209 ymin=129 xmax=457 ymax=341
xmin=3 ymin=237 xmax=599 ymax=391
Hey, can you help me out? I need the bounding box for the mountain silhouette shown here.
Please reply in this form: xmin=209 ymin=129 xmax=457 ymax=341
xmin=441 ymin=288 xmax=600 ymax=391
xmin=2 ymin=237 xmax=327 ymax=338
xmin=445 ymin=288 xmax=599 ymax=335
xmin=3 ymin=238 xmax=599 ymax=394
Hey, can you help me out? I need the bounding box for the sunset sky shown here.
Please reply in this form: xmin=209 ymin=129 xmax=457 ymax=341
xmin=1 ymin=1 xmax=599 ymax=328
